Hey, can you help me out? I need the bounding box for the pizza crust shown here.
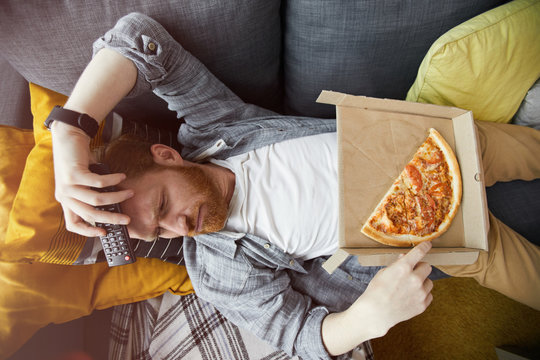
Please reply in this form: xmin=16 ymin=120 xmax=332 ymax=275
xmin=360 ymin=128 xmax=462 ymax=247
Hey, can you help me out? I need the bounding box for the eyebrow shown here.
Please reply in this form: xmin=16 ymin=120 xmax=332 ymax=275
xmin=142 ymin=188 xmax=162 ymax=241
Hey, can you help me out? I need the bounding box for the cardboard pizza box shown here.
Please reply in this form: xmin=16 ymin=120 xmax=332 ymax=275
xmin=316 ymin=91 xmax=489 ymax=270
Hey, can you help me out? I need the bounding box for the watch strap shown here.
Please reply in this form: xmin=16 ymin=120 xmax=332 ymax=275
xmin=44 ymin=105 xmax=99 ymax=138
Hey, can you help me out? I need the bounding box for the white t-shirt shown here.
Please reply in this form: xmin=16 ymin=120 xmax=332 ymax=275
xmin=211 ymin=132 xmax=338 ymax=260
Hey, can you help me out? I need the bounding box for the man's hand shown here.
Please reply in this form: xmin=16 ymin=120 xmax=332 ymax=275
xmin=322 ymin=241 xmax=433 ymax=355
xmin=51 ymin=122 xmax=133 ymax=237
xmin=357 ymin=241 xmax=434 ymax=334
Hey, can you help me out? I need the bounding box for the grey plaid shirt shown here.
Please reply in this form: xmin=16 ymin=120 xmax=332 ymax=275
xmin=94 ymin=13 xmax=384 ymax=360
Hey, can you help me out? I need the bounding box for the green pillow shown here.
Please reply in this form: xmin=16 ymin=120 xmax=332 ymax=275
xmin=407 ymin=0 xmax=540 ymax=123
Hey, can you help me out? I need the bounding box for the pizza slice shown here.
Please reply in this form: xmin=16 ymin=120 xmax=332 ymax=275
xmin=361 ymin=128 xmax=462 ymax=247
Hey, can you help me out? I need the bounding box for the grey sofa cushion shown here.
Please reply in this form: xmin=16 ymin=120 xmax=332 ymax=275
xmin=0 ymin=1 xmax=282 ymax=126
xmin=513 ymin=78 xmax=540 ymax=130
xmin=283 ymin=0 xmax=507 ymax=118
xmin=0 ymin=56 xmax=33 ymax=129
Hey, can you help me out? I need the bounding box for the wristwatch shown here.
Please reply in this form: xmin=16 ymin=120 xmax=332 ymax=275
xmin=44 ymin=105 xmax=99 ymax=138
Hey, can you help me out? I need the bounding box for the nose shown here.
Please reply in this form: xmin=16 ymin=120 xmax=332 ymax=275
xmin=159 ymin=214 xmax=189 ymax=238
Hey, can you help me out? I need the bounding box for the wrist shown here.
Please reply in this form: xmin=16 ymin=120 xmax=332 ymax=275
xmin=50 ymin=120 xmax=92 ymax=144
xmin=321 ymin=311 xmax=355 ymax=356
xmin=321 ymin=296 xmax=392 ymax=356
xmin=45 ymin=106 xmax=99 ymax=138
xmin=322 ymin=308 xmax=372 ymax=356
xmin=347 ymin=296 xmax=391 ymax=339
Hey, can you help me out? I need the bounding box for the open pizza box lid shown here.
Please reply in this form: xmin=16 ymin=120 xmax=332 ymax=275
xmin=316 ymin=91 xmax=489 ymax=271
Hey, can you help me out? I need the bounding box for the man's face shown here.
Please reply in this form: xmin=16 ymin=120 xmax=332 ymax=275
xmin=119 ymin=165 xmax=229 ymax=241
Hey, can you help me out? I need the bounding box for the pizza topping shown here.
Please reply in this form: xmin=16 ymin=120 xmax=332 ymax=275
xmin=420 ymin=139 xmax=443 ymax=164
xmin=425 ymin=193 xmax=436 ymax=209
xmin=405 ymin=164 xmax=423 ymax=192
xmin=429 ymin=182 xmax=451 ymax=198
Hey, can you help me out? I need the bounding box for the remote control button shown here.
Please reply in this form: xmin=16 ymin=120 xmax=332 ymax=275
xmin=125 ymin=255 xmax=131 ymax=261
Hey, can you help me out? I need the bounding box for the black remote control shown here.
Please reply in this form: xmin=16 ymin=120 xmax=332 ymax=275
xmin=89 ymin=163 xmax=136 ymax=267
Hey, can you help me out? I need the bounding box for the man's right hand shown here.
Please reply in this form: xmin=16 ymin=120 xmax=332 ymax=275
xmin=356 ymin=241 xmax=434 ymax=334
xmin=322 ymin=241 xmax=433 ymax=356
xmin=51 ymin=121 xmax=133 ymax=237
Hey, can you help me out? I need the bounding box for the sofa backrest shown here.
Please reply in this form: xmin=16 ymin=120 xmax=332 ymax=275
xmin=0 ymin=56 xmax=33 ymax=129
xmin=0 ymin=0 xmax=506 ymax=126
xmin=0 ymin=0 xmax=283 ymax=127
xmin=282 ymin=0 xmax=508 ymax=117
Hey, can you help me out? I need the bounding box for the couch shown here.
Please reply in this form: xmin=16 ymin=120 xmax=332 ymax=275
xmin=1 ymin=1 xmax=539 ymax=359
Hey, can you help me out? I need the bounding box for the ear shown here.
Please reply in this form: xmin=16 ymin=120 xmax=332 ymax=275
xmin=150 ymin=144 xmax=184 ymax=166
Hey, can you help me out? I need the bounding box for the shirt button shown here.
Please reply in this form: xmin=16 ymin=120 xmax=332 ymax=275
xmin=347 ymin=275 xmax=353 ymax=280
xmin=148 ymin=42 xmax=156 ymax=52
xmin=289 ymin=260 xmax=295 ymax=266
xmin=264 ymin=243 xmax=270 ymax=249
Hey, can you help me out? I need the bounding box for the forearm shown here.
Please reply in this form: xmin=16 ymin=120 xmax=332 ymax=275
xmin=323 ymin=242 xmax=435 ymax=356
xmin=62 ymin=47 xmax=136 ymax=124
xmin=48 ymin=46 xmax=136 ymax=236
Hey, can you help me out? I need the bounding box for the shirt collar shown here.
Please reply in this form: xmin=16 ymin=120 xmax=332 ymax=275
xmin=190 ymin=231 xmax=245 ymax=259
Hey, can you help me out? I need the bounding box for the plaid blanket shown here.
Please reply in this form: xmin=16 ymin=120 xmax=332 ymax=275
xmin=109 ymin=292 xmax=374 ymax=360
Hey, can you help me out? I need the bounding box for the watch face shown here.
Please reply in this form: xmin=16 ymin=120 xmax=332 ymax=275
xmin=78 ymin=114 xmax=99 ymax=136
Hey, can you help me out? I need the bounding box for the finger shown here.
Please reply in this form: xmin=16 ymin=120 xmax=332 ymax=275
xmin=90 ymin=209 xmax=131 ymax=225
xmin=63 ymin=209 xmax=106 ymax=237
xmin=73 ymin=171 xmax=127 ymax=189
xmin=70 ymin=186 xmax=134 ymax=207
xmin=424 ymin=292 xmax=434 ymax=308
xmin=400 ymin=241 xmax=432 ymax=267
xmin=423 ymin=278 xmax=434 ymax=294
xmin=66 ymin=198 xmax=131 ymax=225
xmin=414 ymin=261 xmax=433 ymax=279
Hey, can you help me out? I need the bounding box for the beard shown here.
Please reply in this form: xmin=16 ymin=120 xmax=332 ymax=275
xmin=174 ymin=165 xmax=229 ymax=236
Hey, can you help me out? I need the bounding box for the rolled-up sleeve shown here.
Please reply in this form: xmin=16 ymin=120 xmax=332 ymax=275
xmin=93 ymin=12 xmax=192 ymax=98
xmin=93 ymin=12 xmax=270 ymax=129
xmin=184 ymin=239 xmax=335 ymax=360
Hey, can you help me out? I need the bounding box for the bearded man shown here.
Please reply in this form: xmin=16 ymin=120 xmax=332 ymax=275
xmin=49 ymin=13 xmax=540 ymax=359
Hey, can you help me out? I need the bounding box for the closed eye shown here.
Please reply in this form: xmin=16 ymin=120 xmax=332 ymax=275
xmin=155 ymin=191 xmax=169 ymax=239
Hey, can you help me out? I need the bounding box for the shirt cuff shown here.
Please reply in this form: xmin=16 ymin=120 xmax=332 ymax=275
xmin=296 ymin=306 xmax=334 ymax=360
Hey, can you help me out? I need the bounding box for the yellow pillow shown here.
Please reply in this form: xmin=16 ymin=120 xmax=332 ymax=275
xmin=0 ymin=126 xmax=34 ymax=242
xmin=0 ymin=84 xmax=194 ymax=358
xmin=406 ymin=0 xmax=540 ymax=123
xmin=0 ymin=259 xmax=193 ymax=359
xmin=2 ymin=83 xmax=87 ymax=263
xmin=4 ymin=83 xmax=119 ymax=263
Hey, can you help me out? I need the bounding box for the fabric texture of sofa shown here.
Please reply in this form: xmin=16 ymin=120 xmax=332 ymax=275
xmin=1 ymin=0 xmax=539 ymax=359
